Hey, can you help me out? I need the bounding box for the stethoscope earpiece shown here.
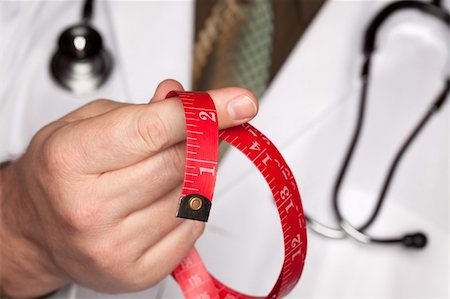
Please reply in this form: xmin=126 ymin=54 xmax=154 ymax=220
xmin=50 ymin=18 xmax=112 ymax=94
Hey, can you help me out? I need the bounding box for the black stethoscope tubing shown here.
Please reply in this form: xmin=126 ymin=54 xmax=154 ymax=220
xmin=306 ymin=0 xmax=450 ymax=249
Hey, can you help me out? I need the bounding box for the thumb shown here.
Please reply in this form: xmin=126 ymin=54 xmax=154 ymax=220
xmin=58 ymin=87 xmax=258 ymax=174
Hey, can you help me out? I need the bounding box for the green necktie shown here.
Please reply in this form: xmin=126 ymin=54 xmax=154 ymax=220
xmin=193 ymin=0 xmax=274 ymax=99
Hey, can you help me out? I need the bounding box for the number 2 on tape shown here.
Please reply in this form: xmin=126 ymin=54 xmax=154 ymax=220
xmin=165 ymin=91 xmax=307 ymax=299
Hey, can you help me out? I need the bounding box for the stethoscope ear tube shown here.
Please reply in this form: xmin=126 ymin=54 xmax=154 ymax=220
xmin=363 ymin=0 xmax=450 ymax=55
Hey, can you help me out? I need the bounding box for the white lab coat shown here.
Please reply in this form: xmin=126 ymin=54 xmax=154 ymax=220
xmin=0 ymin=1 xmax=448 ymax=298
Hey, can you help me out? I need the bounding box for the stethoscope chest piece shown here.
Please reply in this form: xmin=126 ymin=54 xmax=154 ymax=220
xmin=50 ymin=23 xmax=112 ymax=94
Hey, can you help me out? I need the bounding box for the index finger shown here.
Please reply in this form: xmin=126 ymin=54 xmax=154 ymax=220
xmin=59 ymin=87 xmax=258 ymax=174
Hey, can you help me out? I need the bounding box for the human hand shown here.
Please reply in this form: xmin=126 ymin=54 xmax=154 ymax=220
xmin=0 ymin=79 xmax=258 ymax=297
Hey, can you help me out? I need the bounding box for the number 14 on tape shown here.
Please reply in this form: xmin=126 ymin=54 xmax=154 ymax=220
xmin=165 ymin=91 xmax=307 ymax=299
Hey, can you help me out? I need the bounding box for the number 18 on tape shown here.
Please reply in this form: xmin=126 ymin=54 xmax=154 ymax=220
xmin=165 ymin=91 xmax=307 ymax=299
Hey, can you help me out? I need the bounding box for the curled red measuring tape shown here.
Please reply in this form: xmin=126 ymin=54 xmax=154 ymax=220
xmin=166 ymin=91 xmax=307 ymax=299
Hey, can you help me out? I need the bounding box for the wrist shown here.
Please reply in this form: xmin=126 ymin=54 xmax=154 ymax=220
xmin=0 ymin=160 xmax=67 ymax=297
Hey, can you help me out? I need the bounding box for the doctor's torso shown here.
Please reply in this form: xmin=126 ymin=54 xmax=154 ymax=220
xmin=1 ymin=1 xmax=448 ymax=298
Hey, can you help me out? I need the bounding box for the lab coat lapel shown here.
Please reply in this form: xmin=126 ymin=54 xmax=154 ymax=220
xmin=215 ymin=0 xmax=371 ymax=198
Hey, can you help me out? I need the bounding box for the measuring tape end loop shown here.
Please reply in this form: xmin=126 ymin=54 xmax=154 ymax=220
xmin=177 ymin=194 xmax=212 ymax=222
xmin=165 ymin=90 xmax=307 ymax=298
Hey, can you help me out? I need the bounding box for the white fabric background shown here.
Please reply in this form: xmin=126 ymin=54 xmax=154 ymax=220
xmin=0 ymin=0 xmax=448 ymax=298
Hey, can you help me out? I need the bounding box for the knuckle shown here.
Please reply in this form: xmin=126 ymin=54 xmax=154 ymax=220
xmin=119 ymin=275 xmax=148 ymax=293
xmin=85 ymin=244 xmax=117 ymax=271
xmin=60 ymin=201 xmax=101 ymax=233
xmin=136 ymin=110 xmax=170 ymax=154
xmin=89 ymin=99 xmax=115 ymax=109
xmin=133 ymin=259 xmax=166 ymax=290
xmin=41 ymin=130 xmax=75 ymax=173
xmin=28 ymin=126 xmax=51 ymax=152
xmin=42 ymin=142 xmax=64 ymax=172
xmin=91 ymin=98 xmax=111 ymax=105
xmin=83 ymin=241 xmax=132 ymax=279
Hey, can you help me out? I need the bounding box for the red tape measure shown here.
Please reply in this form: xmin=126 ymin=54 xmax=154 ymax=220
xmin=166 ymin=91 xmax=307 ymax=299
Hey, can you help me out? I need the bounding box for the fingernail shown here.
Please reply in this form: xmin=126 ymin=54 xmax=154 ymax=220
xmin=227 ymin=95 xmax=257 ymax=121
